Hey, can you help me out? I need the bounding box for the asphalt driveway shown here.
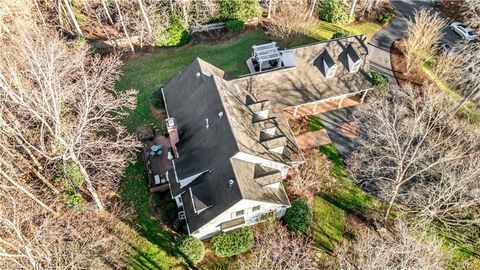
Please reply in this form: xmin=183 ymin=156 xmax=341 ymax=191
xmin=368 ymin=0 xmax=462 ymax=86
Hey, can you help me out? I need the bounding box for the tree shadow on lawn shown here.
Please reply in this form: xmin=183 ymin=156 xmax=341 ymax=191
xmin=119 ymin=154 xmax=182 ymax=267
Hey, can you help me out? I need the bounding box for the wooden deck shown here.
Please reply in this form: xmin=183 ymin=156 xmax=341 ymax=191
xmin=144 ymin=135 xmax=173 ymax=192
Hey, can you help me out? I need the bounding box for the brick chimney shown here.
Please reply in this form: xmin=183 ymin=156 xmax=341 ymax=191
xmin=166 ymin=118 xmax=179 ymax=157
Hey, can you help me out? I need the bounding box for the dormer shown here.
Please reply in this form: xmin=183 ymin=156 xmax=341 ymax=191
xmin=322 ymin=49 xmax=338 ymax=79
xmin=345 ymin=44 xmax=362 ymax=73
xmin=248 ymin=99 xmax=271 ymax=122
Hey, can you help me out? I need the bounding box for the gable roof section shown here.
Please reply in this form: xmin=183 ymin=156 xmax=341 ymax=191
xmin=163 ymin=58 xmax=293 ymax=234
xmin=231 ymin=35 xmax=372 ymax=108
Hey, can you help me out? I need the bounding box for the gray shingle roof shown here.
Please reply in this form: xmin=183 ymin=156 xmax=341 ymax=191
xmin=163 ymin=58 xmax=294 ymax=234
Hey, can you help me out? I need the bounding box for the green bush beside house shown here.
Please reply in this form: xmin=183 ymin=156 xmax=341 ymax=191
xmin=211 ymin=227 xmax=254 ymax=257
xmin=175 ymin=235 xmax=205 ymax=265
xmin=284 ymin=196 xmax=313 ymax=234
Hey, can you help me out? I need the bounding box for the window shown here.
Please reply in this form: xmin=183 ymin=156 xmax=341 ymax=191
xmin=252 ymin=206 xmax=261 ymax=212
xmin=235 ymin=210 xmax=244 ymax=217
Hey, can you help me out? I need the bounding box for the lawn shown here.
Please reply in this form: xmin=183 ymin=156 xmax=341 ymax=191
xmin=119 ymin=158 xmax=180 ymax=269
xmin=116 ymin=30 xmax=268 ymax=132
xmin=116 ymin=30 xmax=269 ymax=268
xmin=312 ymin=144 xmax=379 ymax=256
xmin=115 ymin=24 xmax=384 ymax=268
xmin=308 ymin=115 xmax=324 ymax=132
xmin=305 ymin=20 xmax=382 ymax=42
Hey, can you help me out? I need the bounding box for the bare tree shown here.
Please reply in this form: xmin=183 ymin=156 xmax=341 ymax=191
xmin=407 ymin=155 xmax=480 ymax=228
xmin=463 ymin=0 xmax=480 ymax=28
xmin=348 ymin=85 xmax=480 ymax=219
xmin=360 ymin=0 xmax=388 ymax=16
xmin=335 ymin=221 xmax=446 ymax=270
xmin=264 ymin=0 xmax=315 ymax=46
xmin=0 ymin=21 xmax=139 ymax=211
xmin=0 ymin=189 xmax=128 ymax=269
xmin=287 ymin=149 xmax=334 ymax=197
xmin=404 ymin=9 xmax=447 ymax=74
xmin=239 ymin=218 xmax=316 ymax=270
xmin=449 ymin=41 xmax=480 ymax=113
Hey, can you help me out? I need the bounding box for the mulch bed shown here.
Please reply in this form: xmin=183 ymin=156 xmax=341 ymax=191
xmin=191 ymin=24 xmax=259 ymax=44
xmin=439 ymin=0 xmax=468 ymax=22
xmin=390 ymin=40 xmax=433 ymax=87
xmin=287 ymin=116 xmax=310 ymax=136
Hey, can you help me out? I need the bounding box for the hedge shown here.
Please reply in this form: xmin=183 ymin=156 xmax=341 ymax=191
xmin=332 ymin=30 xmax=352 ymax=39
xmin=216 ymin=0 xmax=262 ymax=21
xmin=375 ymin=11 xmax=394 ymax=25
xmin=151 ymin=84 xmax=164 ymax=109
xmin=226 ymin=20 xmax=245 ymax=32
xmin=319 ymin=0 xmax=354 ymax=24
xmin=155 ymin=13 xmax=191 ymax=47
xmin=284 ymin=196 xmax=313 ymax=234
xmin=211 ymin=227 xmax=254 ymax=257
xmin=175 ymin=235 xmax=205 ymax=264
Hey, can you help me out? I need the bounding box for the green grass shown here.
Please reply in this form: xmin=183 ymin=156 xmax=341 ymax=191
xmin=422 ymin=64 xmax=480 ymax=125
xmin=116 ymin=30 xmax=271 ymax=268
xmin=305 ymin=21 xmax=382 ymax=42
xmin=312 ymin=144 xmax=380 ymax=256
xmin=116 ymin=30 xmax=268 ymax=132
xmin=119 ymin=157 xmax=179 ymax=269
xmin=308 ymin=115 xmax=324 ymax=132
xmin=313 ymin=196 xmax=346 ymax=253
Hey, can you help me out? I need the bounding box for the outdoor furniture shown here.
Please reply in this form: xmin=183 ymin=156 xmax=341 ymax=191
xmin=149 ymin=144 xmax=163 ymax=156
xmin=154 ymin=175 xmax=161 ymax=185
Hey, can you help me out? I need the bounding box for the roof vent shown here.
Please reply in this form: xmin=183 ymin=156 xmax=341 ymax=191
xmin=228 ymin=179 xmax=234 ymax=187
xmin=196 ymin=72 xmax=201 ymax=78
xmin=205 ymin=118 xmax=209 ymax=129
xmin=218 ymin=111 xmax=224 ymax=118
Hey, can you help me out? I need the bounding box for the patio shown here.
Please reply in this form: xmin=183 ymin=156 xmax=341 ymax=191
xmin=143 ymin=134 xmax=173 ymax=192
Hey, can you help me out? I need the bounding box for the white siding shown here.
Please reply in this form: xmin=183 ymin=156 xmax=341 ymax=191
xmin=192 ymin=199 xmax=288 ymax=239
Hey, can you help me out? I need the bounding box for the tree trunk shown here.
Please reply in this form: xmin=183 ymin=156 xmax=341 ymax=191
xmin=310 ymin=0 xmax=317 ymax=17
xmin=385 ymin=184 xmax=401 ymax=220
xmin=137 ymin=0 xmax=152 ymax=35
xmin=63 ymin=0 xmax=83 ymax=37
xmin=101 ymin=0 xmax=114 ymax=25
xmin=113 ymin=0 xmax=135 ymax=52
xmin=69 ymin=154 xmax=104 ymax=211
xmin=0 ymin=167 xmax=56 ymax=215
xmin=268 ymin=0 xmax=273 ymax=19
xmin=350 ymin=0 xmax=358 ymax=17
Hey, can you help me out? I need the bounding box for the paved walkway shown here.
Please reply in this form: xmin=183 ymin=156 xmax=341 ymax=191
xmin=296 ymin=129 xmax=332 ymax=149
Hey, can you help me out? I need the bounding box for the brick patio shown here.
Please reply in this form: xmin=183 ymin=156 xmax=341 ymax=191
xmin=295 ymin=129 xmax=332 ymax=149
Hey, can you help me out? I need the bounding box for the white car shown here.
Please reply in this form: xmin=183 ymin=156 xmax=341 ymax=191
xmin=450 ymin=22 xmax=478 ymax=41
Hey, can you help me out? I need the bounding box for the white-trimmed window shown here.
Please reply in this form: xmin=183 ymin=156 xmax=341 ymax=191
xmin=235 ymin=210 xmax=244 ymax=217
xmin=252 ymin=206 xmax=261 ymax=212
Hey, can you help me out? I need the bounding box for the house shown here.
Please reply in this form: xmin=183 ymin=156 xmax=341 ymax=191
xmin=156 ymin=35 xmax=372 ymax=239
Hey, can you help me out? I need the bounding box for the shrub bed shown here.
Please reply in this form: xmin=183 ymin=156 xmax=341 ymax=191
xmin=151 ymin=84 xmax=164 ymax=109
xmin=284 ymin=196 xmax=313 ymax=234
xmin=175 ymin=235 xmax=205 ymax=264
xmin=319 ymin=0 xmax=354 ymax=24
xmin=155 ymin=13 xmax=191 ymax=47
xmin=226 ymin=20 xmax=245 ymax=32
xmin=332 ymin=30 xmax=352 ymax=39
xmin=375 ymin=11 xmax=394 ymax=25
xmin=160 ymin=200 xmax=178 ymax=225
xmin=211 ymin=227 xmax=254 ymax=257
